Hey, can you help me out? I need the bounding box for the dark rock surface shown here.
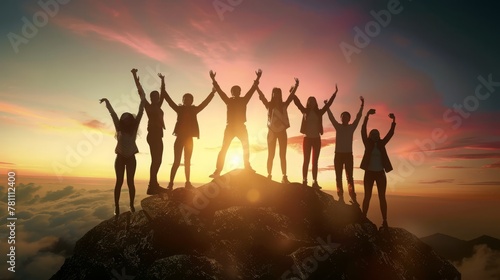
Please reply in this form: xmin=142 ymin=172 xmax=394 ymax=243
xmin=51 ymin=169 xmax=460 ymax=279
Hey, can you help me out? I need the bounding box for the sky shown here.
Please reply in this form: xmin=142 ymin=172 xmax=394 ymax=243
xmin=0 ymin=0 xmax=500 ymax=278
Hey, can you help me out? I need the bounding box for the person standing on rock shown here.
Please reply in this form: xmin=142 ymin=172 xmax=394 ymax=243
xmin=292 ymin=85 xmax=338 ymax=189
xmin=99 ymin=97 xmax=144 ymax=216
xmin=159 ymin=73 xmax=216 ymax=189
xmin=360 ymin=109 xmax=396 ymax=229
xmin=209 ymin=69 xmax=262 ymax=178
xmin=325 ymin=96 xmax=364 ymax=204
xmin=131 ymin=69 xmax=168 ymax=195
xmin=256 ymin=78 xmax=299 ymax=184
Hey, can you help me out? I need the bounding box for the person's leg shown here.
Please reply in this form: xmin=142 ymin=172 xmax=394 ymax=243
xmin=125 ymin=155 xmax=137 ymax=212
xmin=169 ymin=137 xmax=183 ymax=188
xmin=237 ymin=125 xmax=251 ymax=169
xmin=334 ymin=153 xmax=344 ymax=196
xmin=114 ymin=155 xmax=126 ymax=216
xmin=214 ymin=126 xmax=234 ymax=176
xmin=277 ymin=130 xmax=289 ymax=183
xmin=346 ymin=153 xmax=357 ymax=203
xmin=302 ymin=137 xmax=312 ymax=184
xmin=362 ymin=171 xmax=376 ymax=216
xmin=376 ymin=171 xmax=388 ymax=226
xmin=184 ymin=137 xmax=194 ymax=187
xmin=147 ymin=134 xmax=163 ymax=186
xmin=311 ymin=137 xmax=321 ymax=184
xmin=267 ymin=130 xmax=278 ymax=178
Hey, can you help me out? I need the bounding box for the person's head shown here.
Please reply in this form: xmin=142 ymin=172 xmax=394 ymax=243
xmin=306 ymin=96 xmax=318 ymax=110
xmin=150 ymin=90 xmax=160 ymax=104
xmin=340 ymin=111 xmax=351 ymax=125
xmin=182 ymin=93 xmax=194 ymax=106
xmin=119 ymin=112 xmax=136 ymax=135
xmin=270 ymin=88 xmax=283 ymax=104
xmin=369 ymin=129 xmax=380 ymax=141
xmin=231 ymin=86 xmax=241 ymax=97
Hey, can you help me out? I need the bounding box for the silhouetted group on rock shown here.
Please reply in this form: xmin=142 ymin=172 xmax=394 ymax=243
xmin=100 ymin=69 xmax=396 ymax=228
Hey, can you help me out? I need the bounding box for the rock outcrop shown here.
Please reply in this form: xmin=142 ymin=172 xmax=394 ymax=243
xmin=51 ymin=169 xmax=460 ymax=279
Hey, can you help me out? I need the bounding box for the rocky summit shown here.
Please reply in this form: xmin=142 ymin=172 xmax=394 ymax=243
xmin=51 ymin=169 xmax=460 ymax=280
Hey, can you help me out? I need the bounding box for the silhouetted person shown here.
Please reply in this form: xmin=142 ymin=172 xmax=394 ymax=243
xmin=256 ymin=78 xmax=299 ymax=184
xmin=131 ymin=69 xmax=168 ymax=195
xmin=326 ymin=96 xmax=364 ymax=204
xmin=360 ymin=109 xmax=396 ymax=229
xmin=159 ymin=73 xmax=216 ymax=189
xmin=99 ymin=98 xmax=144 ymax=216
xmin=209 ymin=69 xmax=262 ymax=178
xmin=293 ymin=85 xmax=338 ymax=189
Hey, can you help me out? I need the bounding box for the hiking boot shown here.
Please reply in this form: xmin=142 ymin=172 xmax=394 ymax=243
xmin=267 ymin=174 xmax=272 ymax=180
xmin=381 ymin=220 xmax=389 ymax=230
xmin=147 ymin=184 xmax=169 ymax=195
xmin=281 ymin=175 xmax=290 ymax=184
xmin=209 ymin=170 xmax=220 ymax=178
xmin=167 ymin=182 xmax=174 ymax=191
xmin=130 ymin=205 xmax=135 ymax=213
xmin=312 ymin=181 xmax=322 ymax=189
xmin=302 ymin=179 xmax=308 ymax=187
xmin=185 ymin=182 xmax=194 ymax=189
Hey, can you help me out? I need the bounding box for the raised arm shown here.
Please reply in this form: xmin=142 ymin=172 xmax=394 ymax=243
xmin=131 ymin=69 xmax=149 ymax=105
xmin=256 ymin=86 xmax=269 ymax=108
xmin=351 ymin=96 xmax=365 ymax=128
xmin=135 ymin=100 xmax=145 ymax=129
xmin=100 ymin=98 xmax=119 ymax=131
xmin=324 ymin=100 xmax=340 ymax=128
xmin=159 ymin=73 xmax=178 ymax=111
xmin=362 ymin=109 xmax=376 ymax=144
xmin=382 ymin=113 xmax=396 ymax=144
xmin=242 ymin=69 xmax=262 ymax=103
xmin=293 ymin=95 xmax=306 ymax=113
xmin=320 ymin=84 xmax=338 ymax=114
xmin=195 ymin=87 xmax=217 ymax=113
xmin=210 ymin=70 xmax=229 ymax=104
xmin=284 ymin=78 xmax=299 ymax=106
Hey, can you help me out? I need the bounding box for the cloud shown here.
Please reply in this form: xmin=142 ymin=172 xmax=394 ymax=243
xmin=483 ymin=161 xmax=500 ymax=169
xmin=82 ymin=119 xmax=107 ymax=130
xmin=443 ymin=153 xmax=500 ymax=160
xmin=454 ymin=245 xmax=500 ymax=280
xmin=41 ymin=186 xmax=76 ymax=202
xmin=432 ymin=165 xmax=467 ymax=169
xmin=287 ymin=135 xmax=336 ymax=153
xmin=459 ymin=181 xmax=500 ymax=186
xmin=0 ymin=161 xmax=14 ymax=165
xmin=418 ymin=179 xmax=455 ymax=184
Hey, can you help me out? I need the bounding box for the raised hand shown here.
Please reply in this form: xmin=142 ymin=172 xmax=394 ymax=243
xmin=294 ymin=77 xmax=299 ymax=86
xmin=324 ymin=99 xmax=328 ymax=105
xmin=334 ymin=84 xmax=338 ymax=94
xmin=255 ymin=69 xmax=262 ymax=79
xmin=209 ymin=70 xmax=216 ymax=80
xmin=389 ymin=113 xmax=395 ymax=119
xmin=99 ymin=98 xmax=109 ymax=104
xmin=368 ymin=109 xmax=376 ymax=115
xmin=131 ymin=68 xmax=138 ymax=74
xmin=360 ymin=96 xmax=364 ymax=102
xmin=158 ymin=73 xmax=165 ymax=79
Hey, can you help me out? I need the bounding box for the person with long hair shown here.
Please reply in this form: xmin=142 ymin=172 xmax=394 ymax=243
xmin=325 ymin=96 xmax=364 ymax=204
xmin=131 ymin=69 xmax=168 ymax=195
xmin=256 ymin=78 xmax=299 ymax=183
xmin=99 ymin=97 xmax=144 ymax=216
xmin=360 ymin=109 xmax=396 ymax=228
xmin=209 ymin=69 xmax=262 ymax=178
xmin=292 ymin=85 xmax=338 ymax=189
xmin=159 ymin=73 xmax=216 ymax=189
